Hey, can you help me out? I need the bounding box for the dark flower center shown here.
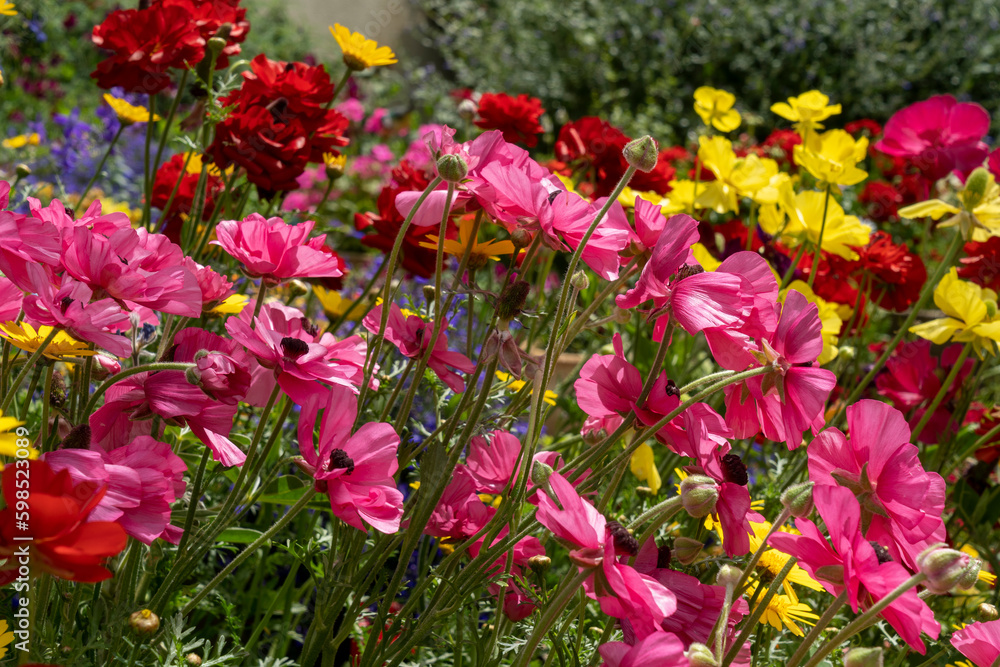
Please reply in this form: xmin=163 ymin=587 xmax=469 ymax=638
xmin=328 ymin=449 xmax=355 ymax=475
xmin=674 ymin=264 xmax=705 ymax=281
xmin=871 ymin=542 xmax=893 ymax=564
xmin=300 ymin=318 xmax=319 ymax=338
xmin=60 ymin=296 xmax=74 ymax=313
xmin=280 ymin=337 xmax=309 ymax=359
xmin=606 ymin=520 xmax=639 ymax=556
xmin=664 ymin=379 xmax=679 ymax=397
xmin=656 ymin=544 xmax=672 ymax=569
xmin=721 ymin=453 xmax=749 ymax=486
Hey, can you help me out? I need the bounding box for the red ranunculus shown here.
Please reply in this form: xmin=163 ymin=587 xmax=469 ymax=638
xmin=161 ymin=0 xmax=250 ymax=69
xmin=857 ymin=232 xmax=927 ymax=312
xmin=844 ymin=118 xmax=883 ymax=137
xmin=959 ymin=236 xmax=1000 ymax=291
xmin=474 ymin=92 xmax=545 ymax=147
xmin=761 ymin=128 xmax=802 ymax=168
xmin=151 ymin=153 xmax=224 ymax=241
xmin=858 ymin=181 xmax=903 ymax=223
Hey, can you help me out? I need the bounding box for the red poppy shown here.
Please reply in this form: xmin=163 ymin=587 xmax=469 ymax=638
xmin=0 ymin=460 xmax=127 ymax=585
xmin=474 ymin=93 xmax=545 ymax=147
xmin=959 ymin=236 xmax=1000 ymax=291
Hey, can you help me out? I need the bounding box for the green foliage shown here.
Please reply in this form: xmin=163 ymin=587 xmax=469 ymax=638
xmin=407 ymin=0 xmax=1000 ymax=142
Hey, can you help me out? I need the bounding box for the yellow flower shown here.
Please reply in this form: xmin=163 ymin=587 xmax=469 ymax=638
xmin=909 ymin=268 xmax=1000 ymax=358
xmin=629 ymin=442 xmax=661 ymax=495
xmin=691 ymin=242 xmax=721 ymax=271
xmin=746 ymin=520 xmax=824 ymax=599
xmin=420 ymin=216 xmax=516 ymax=269
xmin=323 ymin=153 xmax=348 ymax=177
xmin=617 ymin=186 xmax=663 ymax=209
xmin=0 ymin=619 xmax=14 ymax=658
xmin=181 ymin=151 xmax=229 ymax=178
xmin=209 ymin=294 xmax=249 ymax=316
xmin=761 ymin=190 xmax=871 ymax=260
xmin=782 ymin=281 xmax=843 ymax=364
xmin=0 ymin=322 xmax=97 ymax=360
xmin=2 ymin=133 xmax=40 ymax=149
xmin=793 ymin=130 xmax=868 ymax=186
xmin=330 ymin=24 xmax=398 ymax=70
xmin=496 ymin=371 xmax=557 ymax=407
xmin=662 ymin=179 xmax=701 ymax=214
xmin=314 ymin=287 xmax=363 ymax=321
xmin=898 ymin=169 xmax=1000 ymax=241
xmin=0 ymin=1 xmax=16 ymax=16
xmin=103 ymin=94 xmax=161 ymax=125
xmin=693 ymin=86 xmax=741 ymax=132
xmin=696 ymin=136 xmax=777 ymax=214
xmin=0 ymin=412 xmax=36 ymax=460
xmin=959 ymin=545 xmax=997 ymax=587
xmin=771 ymin=91 xmax=841 ymax=137
xmin=744 ymin=581 xmax=820 ymax=636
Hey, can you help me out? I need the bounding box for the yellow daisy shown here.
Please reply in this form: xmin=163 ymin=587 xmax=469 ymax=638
xmin=0 ymin=1 xmax=16 ymax=16
xmin=745 ymin=581 xmax=820 ymax=636
xmin=0 ymin=619 xmax=15 ymax=658
xmin=2 ymin=133 xmax=40 ymax=149
xmin=314 ymin=287 xmax=363 ymax=321
xmin=419 ymin=216 xmax=516 ymax=270
xmin=746 ymin=519 xmax=824 ymax=600
xmin=0 ymin=322 xmax=96 ymax=360
xmin=103 ymin=94 xmax=161 ymax=125
xmin=0 ymin=411 xmax=36 ymax=460
xmin=329 ymin=24 xmax=398 ymax=71
xmin=496 ymin=371 xmax=557 ymax=407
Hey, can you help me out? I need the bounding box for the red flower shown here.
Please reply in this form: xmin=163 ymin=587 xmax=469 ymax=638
xmin=761 ymin=128 xmax=802 ymax=168
xmin=858 ymin=181 xmax=903 ymax=223
xmin=856 ymin=232 xmax=927 ymax=312
xmin=844 ymin=118 xmax=883 ymax=137
xmin=959 ymin=236 xmax=1000 ymax=291
xmin=555 ymin=117 xmax=630 ymax=197
xmin=151 ymin=153 xmax=224 ymax=240
xmin=0 ymin=460 xmax=127 ymax=585
xmin=161 ymin=0 xmax=250 ymax=69
xmin=91 ymin=3 xmax=205 ymax=93
xmin=474 ymin=92 xmax=545 ymax=147
xmin=659 ymin=145 xmax=692 ymax=163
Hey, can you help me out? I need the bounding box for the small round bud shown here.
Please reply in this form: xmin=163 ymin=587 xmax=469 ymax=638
xmin=917 ymin=545 xmax=974 ymax=594
xmin=213 ymin=23 xmax=233 ymax=42
xmin=685 ymin=643 xmax=717 ymax=667
xmin=680 ymin=475 xmax=719 ymax=519
xmin=531 ymin=460 xmax=554 ymax=489
xmin=186 ymin=654 xmax=203 ymax=666
xmin=129 ymin=609 xmax=160 ymax=635
xmin=289 ymin=279 xmax=309 ymax=297
xmin=716 ymin=564 xmax=742 ymax=589
xmin=422 ymin=285 xmax=437 ymax=303
xmin=978 ymin=603 xmax=999 ymax=622
xmin=510 ymin=227 xmax=532 ymax=249
xmin=613 ymin=308 xmax=632 ymax=325
xmin=497 ymin=280 xmax=531 ymax=321
xmin=845 ymin=647 xmax=883 ymax=667
xmin=958 ymin=558 xmax=983 ymax=590
xmin=814 ymin=564 xmax=845 ymax=584
xmin=206 ymin=36 xmax=228 ymax=57
xmin=192 ymin=349 xmax=211 ymax=362
xmin=622 ymin=135 xmax=659 ymax=173
xmin=185 ymin=366 xmax=202 ymax=386
xmin=986 ymin=299 xmax=998 ymax=319
xmin=780 ymin=481 xmax=815 ymax=518
xmin=437 ymin=154 xmax=469 ymax=183
xmin=672 ymin=537 xmax=704 ymax=565
xmin=60 ymin=424 xmax=92 ymax=450
xmin=570 ymin=270 xmax=590 ymax=291
xmin=527 ymin=555 xmax=551 ymax=574
xmin=15 ymin=163 xmax=31 ymax=178
xmin=963 ymin=167 xmax=991 ymax=210
xmin=457 ymin=98 xmax=478 ymax=122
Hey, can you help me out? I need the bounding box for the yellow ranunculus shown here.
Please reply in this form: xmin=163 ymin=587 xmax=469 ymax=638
xmin=762 ymin=190 xmax=870 ymax=259
xmin=898 ymin=169 xmax=1000 ymax=241
xmin=771 ymin=90 xmax=841 ymax=140
xmin=793 ymin=129 xmax=868 ymax=186
xmin=629 ymin=442 xmax=661 ymax=495
xmin=696 ymin=136 xmax=777 ymax=214
xmin=910 ymin=268 xmax=1000 ymax=358
xmin=103 ymin=94 xmax=161 ymax=125
xmin=693 ymin=86 xmax=741 ymax=132
xmin=662 ymin=179 xmax=700 ymax=214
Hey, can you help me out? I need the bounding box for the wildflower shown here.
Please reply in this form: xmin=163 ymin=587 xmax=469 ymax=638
xmin=794 ymin=129 xmax=868 ymax=186
xmin=770 ymin=90 xmax=842 ymax=137
xmin=0 ymin=411 xmax=33 ymax=459
xmin=363 ymin=303 xmax=474 ymax=392
xmin=496 ymin=370 xmax=557 ymax=407
xmin=474 ymin=92 xmax=545 ymax=147
xmin=45 ymin=436 xmax=187 ymax=544
xmin=102 ymin=94 xmax=161 ymax=125
xmin=695 ymin=136 xmax=776 ymax=214
xmin=898 ymin=168 xmax=1000 ymax=241
xmin=213 ymin=213 xmax=345 ymax=285
xmin=0 ymin=1 xmax=16 ymax=15
xmin=0 ymin=322 xmax=96 ymax=360
xmin=781 ymin=281 xmax=841 ymax=364
xmin=745 ymin=520 xmax=823 ymax=599
xmin=909 ymin=268 xmax=1000 ymax=358
xmin=323 ymin=152 xmax=347 ymax=177
xmin=693 ymin=86 xmax=741 ymax=132
xmin=419 ymin=216 xmax=516 ymax=269
xmin=598 ymin=632 xmax=688 ymax=667
xmin=744 ymin=581 xmax=819 ymax=636
xmin=297 ymin=385 xmax=403 ymax=533
xmin=2 ymin=133 xmax=39 ymax=149
xmin=330 ymin=23 xmax=397 ymax=70
xmin=0 ymin=460 xmax=127 ymax=584
xmin=425 ymin=467 xmax=495 ymax=539
xmin=875 ymin=94 xmax=990 ymax=182
xmin=952 ymin=619 xmax=1000 ymax=667
xmin=761 ymin=189 xmax=871 ymax=260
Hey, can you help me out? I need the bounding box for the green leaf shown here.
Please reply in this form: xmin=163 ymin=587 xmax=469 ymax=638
xmin=217 ymin=528 xmax=267 ymax=544
xmin=257 ymin=476 xmax=308 ymax=505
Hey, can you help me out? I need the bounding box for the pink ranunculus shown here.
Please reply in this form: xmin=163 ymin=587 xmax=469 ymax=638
xmin=297 ymin=386 xmax=404 ymax=534
xmin=468 ymin=527 xmax=545 ymax=621
xmin=465 ymin=430 xmax=523 ymax=494
xmin=598 ymin=631 xmax=689 ymax=667
xmin=0 ymin=276 xmax=22 ymax=323
xmin=769 ymin=485 xmax=940 ymax=652
xmin=808 ymin=399 xmax=946 ymax=569
xmin=0 ymin=206 xmax=62 ymax=291
xmin=27 ymin=195 xmax=131 ymax=251
xmin=721 ymin=290 xmax=836 ymax=448
xmin=362 ymin=303 xmax=475 ymax=393
xmin=212 ymin=213 xmax=345 ymax=285
xmin=45 ymin=435 xmax=187 ymax=544
xmin=952 ymin=619 xmax=1000 ymax=667
xmin=183 ymin=257 xmax=236 ymax=313
xmin=874 ymin=94 xmax=990 ymax=182
xmin=425 ymin=466 xmax=495 ymax=539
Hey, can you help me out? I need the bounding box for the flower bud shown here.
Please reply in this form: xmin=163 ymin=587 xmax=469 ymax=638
xmin=186 ymin=654 xmax=203 ymax=666
xmin=917 ymin=545 xmax=974 ymax=594
xmin=49 ymin=372 xmax=67 ymax=409
xmin=510 ymin=227 xmax=532 ymax=249
xmin=716 ymin=564 xmax=742 ymax=589
xmin=780 ymin=481 xmax=815 ymax=518
xmin=60 ymin=424 xmax=92 ymax=450
xmin=570 ymin=270 xmax=590 ymax=291
xmin=613 ymin=308 xmax=632 ymax=324
xmin=15 ymin=163 xmax=31 ymax=178
xmin=958 ymin=558 xmax=983 ymax=590
xmin=422 ymin=285 xmax=437 ymax=303
xmin=672 ymin=537 xmax=704 ymax=565
xmin=680 ymin=475 xmax=719 ymax=518
xmin=129 ymin=609 xmax=160 ymax=635
xmin=497 ymin=280 xmax=531 ymax=321
xmin=437 ymin=154 xmax=469 ymax=183
xmin=292 ymin=456 xmax=317 ymax=478
xmin=814 ymin=564 xmax=845 ymax=584
xmin=963 ymin=167 xmax=991 ymax=210
xmin=978 ymin=603 xmax=999 ymax=622
xmin=289 ymin=279 xmax=309 ymax=298
xmin=531 ymin=460 xmax=554 ymax=490
xmin=986 ymin=299 xmax=998 ymax=319
xmin=527 ymin=555 xmax=551 ymax=574
xmin=844 ymin=647 xmax=883 ymax=667
xmin=623 ymin=135 xmax=659 ymax=173
xmin=206 ymin=36 xmax=228 ymax=58
xmin=686 ymin=643 xmax=717 ymax=667
xmin=635 ymin=485 xmax=655 ymax=498
xmin=457 ymin=98 xmax=478 ymax=122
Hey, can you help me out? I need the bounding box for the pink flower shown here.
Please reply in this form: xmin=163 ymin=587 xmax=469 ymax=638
xmin=297 ymin=386 xmax=403 ymax=533
xmin=212 ymin=213 xmax=345 ymax=285
xmin=20 ymin=266 xmax=132 ymax=357
xmin=536 ymin=472 xmax=677 ymax=638
xmin=45 ymin=436 xmax=186 ymax=544
xmin=227 ymin=302 xmax=369 ymax=405
xmin=464 ymin=429 xmax=566 ymax=501
xmin=183 ymin=257 xmax=236 ymax=313
xmin=0 ymin=205 xmax=62 ymax=291
xmin=678 ymin=440 xmax=756 ymax=557
xmin=27 ymin=195 xmax=131 ymax=250
xmin=598 ymin=632 xmax=689 ymax=667
xmin=363 ymin=303 xmax=475 ymax=393
xmin=425 ymin=467 xmax=495 ymax=539
xmin=721 ymin=290 xmax=836 ymax=448
xmin=952 ymin=619 xmax=1000 ymax=667
xmin=874 ymin=95 xmax=990 ymax=181
xmin=808 ymin=399 xmax=946 ymax=569
xmin=468 ymin=527 xmax=545 ymax=621
xmin=0 ymin=276 xmax=21 ymax=322
xmin=769 ymin=486 xmax=940 ymax=652
xmin=190 ymin=349 xmax=252 ymax=406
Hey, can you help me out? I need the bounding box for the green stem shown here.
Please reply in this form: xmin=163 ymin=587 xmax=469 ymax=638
xmin=511 ymin=569 xmax=591 ymax=667
xmin=73 ymin=125 xmax=124 ymax=215
xmin=140 ymin=95 xmax=158 ymax=227
xmin=250 ymin=281 xmax=268 ymax=328
xmin=721 ymin=557 xmax=797 ymax=667
xmin=784 ymin=590 xmax=849 ymax=667
xmin=149 ymin=70 xmax=189 ymax=227
xmin=176 ymin=448 xmax=211 ymax=557
xmin=915 ymin=341 xmax=971 ymax=449
xmin=807 ymin=183 xmax=832 ymax=288
xmin=733 ymin=508 xmax=791 ymax=597
xmin=0 ymin=328 xmax=59 ymax=415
